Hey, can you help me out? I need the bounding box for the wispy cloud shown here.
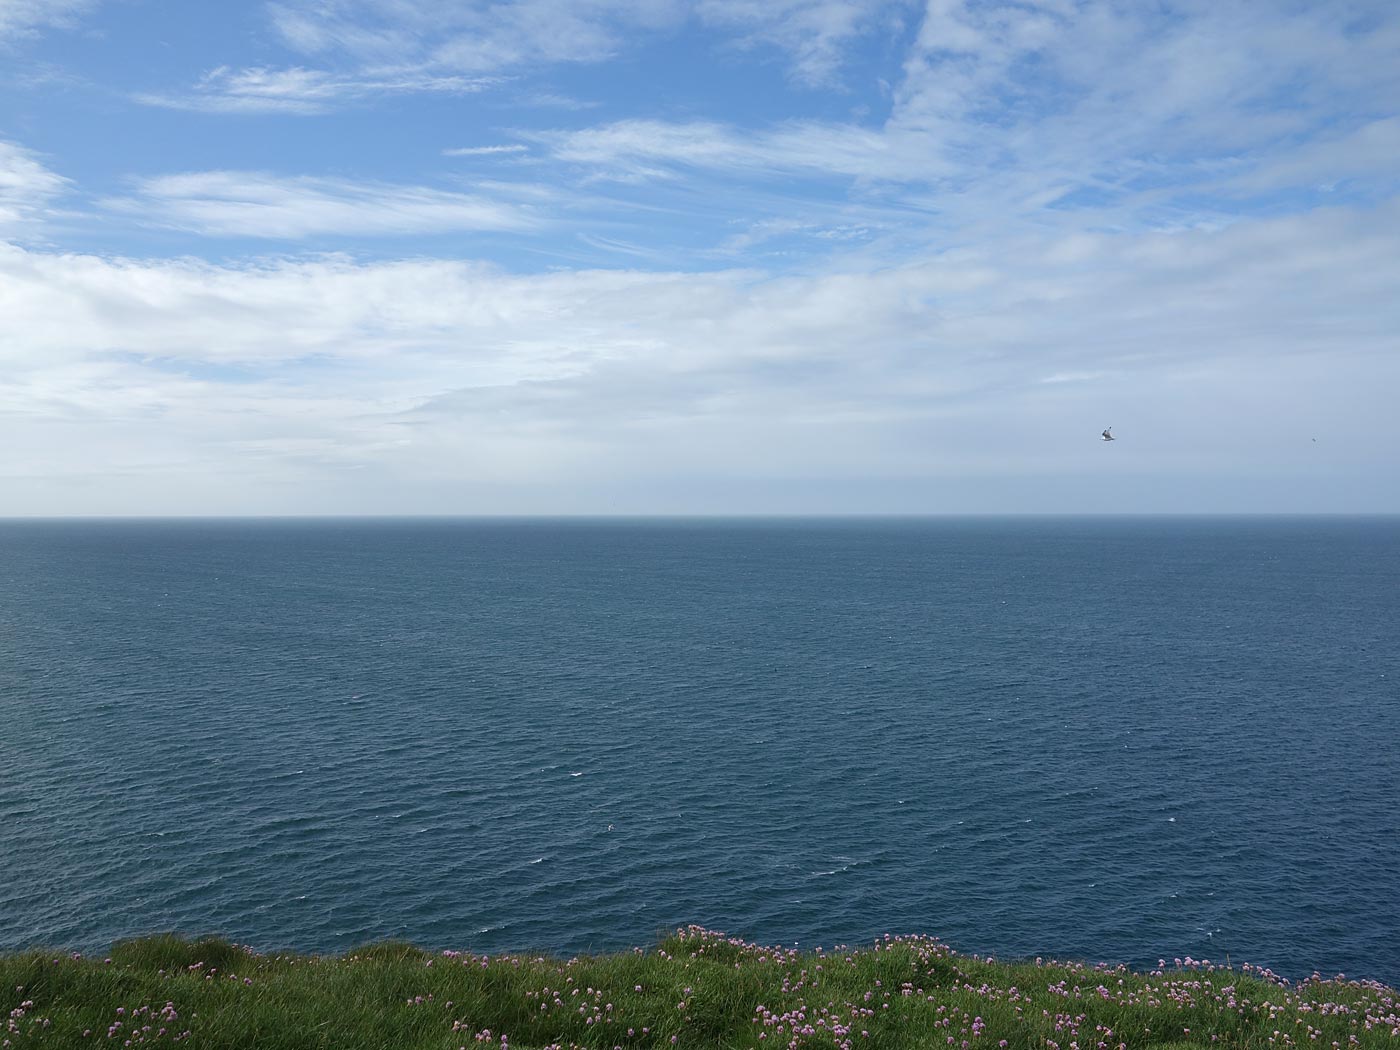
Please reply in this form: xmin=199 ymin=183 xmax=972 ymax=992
xmin=443 ymin=144 xmax=530 ymax=157
xmin=697 ymin=0 xmax=913 ymax=85
xmin=138 ymin=65 xmax=502 ymax=115
xmin=123 ymin=1 xmax=913 ymax=121
xmin=257 ymin=0 xmax=908 ymax=99
xmin=0 ymin=0 xmax=96 ymax=42
xmin=882 ymin=1 xmax=1400 ymax=212
xmin=715 ymin=217 xmax=876 ymax=253
xmin=0 ymin=139 xmax=70 ymax=235
xmin=526 ymin=0 xmax=1400 ymax=240
xmin=102 ymin=171 xmax=542 ymax=238
xmin=266 ymin=0 xmax=687 ymax=73
xmin=505 ymin=91 xmax=601 ymax=111
xmin=534 ymin=118 xmax=913 ymax=181
xmin=1225 ymin=117 xmax=1400 ymax=196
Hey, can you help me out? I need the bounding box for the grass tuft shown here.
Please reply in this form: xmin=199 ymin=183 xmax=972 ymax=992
xmin=345 ymin=940 xmax=429 ymax=963
xmin=108 ymin=933 xmax=253 ymax=973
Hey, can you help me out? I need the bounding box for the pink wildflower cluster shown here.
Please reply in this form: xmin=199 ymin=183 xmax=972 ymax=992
xmin=6 ymin=997 xmax=51 ymax=1046
xmin=670 ymin=925 xmax=805 ymax=965
xmin=449 ymin=1024 xmax=509 ymax=1047
xmin=92 ymin=1002 xmax=192 ymax=1045
xmin=753 ymin=999 xmax=877 ymax=1050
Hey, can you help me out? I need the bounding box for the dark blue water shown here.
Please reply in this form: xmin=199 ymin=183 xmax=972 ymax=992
xmin=2 ymin=518 xmax=1397 ymax=983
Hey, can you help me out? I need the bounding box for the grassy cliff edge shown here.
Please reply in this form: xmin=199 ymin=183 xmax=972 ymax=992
xmin=3 ymin=926 xmax=1396 ymax=1048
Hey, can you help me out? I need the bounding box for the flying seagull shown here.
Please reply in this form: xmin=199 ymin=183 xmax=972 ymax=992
xmin=1101 ymin=427 xmax=1115 ymax=441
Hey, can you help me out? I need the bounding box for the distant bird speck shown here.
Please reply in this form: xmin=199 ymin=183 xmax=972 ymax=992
xmin=1102 ymin=427 xmax=1115 ymax=441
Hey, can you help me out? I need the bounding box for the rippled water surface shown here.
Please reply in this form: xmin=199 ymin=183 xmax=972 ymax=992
xmin=2 ymin=518 xmax=1397 ymax=983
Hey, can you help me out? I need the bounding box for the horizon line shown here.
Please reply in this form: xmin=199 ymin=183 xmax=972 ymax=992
xmin=2 ymin=512 xmax=1397 ymax=522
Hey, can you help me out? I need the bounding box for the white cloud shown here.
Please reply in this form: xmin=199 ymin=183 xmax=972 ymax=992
xmin=0 ymin=0 xmax=95 ymax=41
xmin=102 ymin=171 xmax=543 ymax=238
xmin=0 ymin=139 xmax=70 ymax=235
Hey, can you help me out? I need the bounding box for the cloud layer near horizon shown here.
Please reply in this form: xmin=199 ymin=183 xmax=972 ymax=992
xmin=4 ymin=194 xmax=1395 ymax=513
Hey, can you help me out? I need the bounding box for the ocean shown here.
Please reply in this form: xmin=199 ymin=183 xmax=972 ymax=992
xmin=2 ymin=517 xmax=1397 ymax=984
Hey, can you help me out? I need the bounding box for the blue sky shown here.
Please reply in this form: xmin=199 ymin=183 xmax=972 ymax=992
xmin=2 ymin=0 xmax=1397 ymax=514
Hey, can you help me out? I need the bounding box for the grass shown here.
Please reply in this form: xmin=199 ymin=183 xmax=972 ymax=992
xmin=3 ymin=926 xmax=1397 ymax=1048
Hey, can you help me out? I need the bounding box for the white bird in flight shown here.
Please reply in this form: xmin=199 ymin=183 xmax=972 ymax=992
xmin=1101 ymin=427 xmax=1115 ymax=441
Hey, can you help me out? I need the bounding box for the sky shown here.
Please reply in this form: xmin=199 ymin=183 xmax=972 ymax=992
xmin=1 ymin=0 xmax=1397 ymax=516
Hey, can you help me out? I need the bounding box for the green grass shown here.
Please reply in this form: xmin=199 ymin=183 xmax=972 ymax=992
xmin=3 ymin=926 xmax=1396 ymax=1049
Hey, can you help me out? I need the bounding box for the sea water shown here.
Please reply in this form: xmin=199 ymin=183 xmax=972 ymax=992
xmin=1 ymin=517 xmax=1397 ymax=983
